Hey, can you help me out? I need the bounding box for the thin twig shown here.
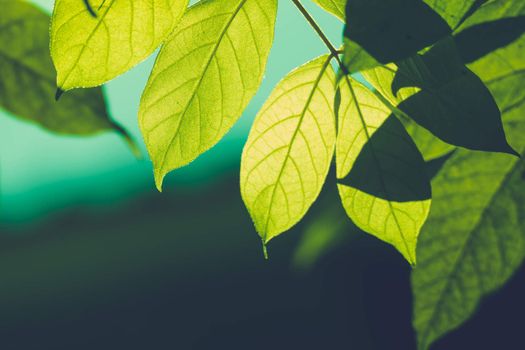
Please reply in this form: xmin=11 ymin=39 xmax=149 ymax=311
xmin=290 ymin=0 xmax=348 ymax=74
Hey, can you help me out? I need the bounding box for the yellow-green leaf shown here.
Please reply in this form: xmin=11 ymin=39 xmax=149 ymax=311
xmin=51 ymin=0 xmax=188 ymax=90
xmin=241 ymin=55 xmax=336 ymax=244
xmin=139 ymin=0 xmax=277 ymax=191
xmin=336 ymin=77 xmax=431 ymax=265
xmin=0 ymin=0 xmax=132 ymax=144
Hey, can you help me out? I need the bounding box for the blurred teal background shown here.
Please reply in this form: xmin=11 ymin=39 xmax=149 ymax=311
xmin=1 ymin=0 xmax=342 ymax=222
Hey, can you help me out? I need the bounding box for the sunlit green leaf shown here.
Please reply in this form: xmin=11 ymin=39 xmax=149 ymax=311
xmin=311 ymin=0 xmax=346 ymax=21
xmin=362 ymin=65 xmax=455 ymax=161
xmin=51 ymin=0 xmax=188 ymax=90
xmin=343 ymin=0 xmax=451 ymax=73
xmin=336 ymin=76 xmax=431 ymax=265
xmin=140 ymin=0 xmax=277 ymax=191
xmin=241 ymin=55 xmax=336 ymax=244
xmin=0 ymin=1 xmax=132 ymax=143
xmin=413 ymin=140 xmax=525 ymax=350
xmin=412 ymin=32 xmax=525 ymax=350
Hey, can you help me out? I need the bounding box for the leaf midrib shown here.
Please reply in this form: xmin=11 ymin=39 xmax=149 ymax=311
xmin=156 ymin=0 xmax=249 ymax=174
xmin=58 ymin=0 xmax=116 ymax=89
xmin=343 ymin=75 xmax=416 ymax=264
xmin=262 ymin=56 xmax=332 ymax=240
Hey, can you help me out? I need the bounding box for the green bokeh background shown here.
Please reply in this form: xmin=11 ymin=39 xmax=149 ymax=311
xmin=0 ymin=0 xmax=341 ymax=221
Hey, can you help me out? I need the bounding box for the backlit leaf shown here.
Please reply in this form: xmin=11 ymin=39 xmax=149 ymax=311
xmin=0 ymin=1 xmax=132 ymax=143
xmin=336 ymin=76 xmax=431 ymax=265
xmin=139 ymin=0 xmax=277 ymax=191
xmin=51 ymin=0 xmax=188 ymax=90
xmin=412 ymin=19 xmax=525 ymax=350
xmin=241 ymin=55 xmax=336 ymax=244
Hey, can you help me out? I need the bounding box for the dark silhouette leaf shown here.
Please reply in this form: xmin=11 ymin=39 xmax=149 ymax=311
xmin=455 ymin=16 xmax=525 ymax=63
xmin=339 ymin=115 xmax=431 ymax=203
xmin=363 ymin=66 xmax=455 ymax=161
xmin=392 ymin=38 xmax=517 ymax=155
xmin=343 ymin=0 xmax=451 ymax=72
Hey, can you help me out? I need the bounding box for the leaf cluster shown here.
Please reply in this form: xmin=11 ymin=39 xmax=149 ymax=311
xmin=0 ymin=1 xmax=524 ymax=349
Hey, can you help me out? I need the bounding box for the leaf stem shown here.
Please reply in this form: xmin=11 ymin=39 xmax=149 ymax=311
xmin=291 ymin=0 xmax=347 ymax=73
xmin=262 ymin=240 xmax=269 ymax=260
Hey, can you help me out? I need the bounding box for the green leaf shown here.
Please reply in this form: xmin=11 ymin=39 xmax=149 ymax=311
xmin=342 ymin=0 xmax=451 ymax=73
xmin=51 ymin=0 xmax=188 ymax=90
xmin=139 ymin=0 xmax=277 ymax=191
xmin=413 ymin=143 xmax=525 ymax=350
xmin=0 ymin=1 xmax=132 ymax=142
xmin=241 ymin=55 xmax=336 ymax=244
xmin=311 ymin=0 xmax=346 ymax=21
xmin=336 ymin=77 xmax=431 ymax=265
xmin=392 ymin=38 xmax=517 ymax=156
xmin=362 ymin=65 xmax=455 ymax=161
xmin=412 ymin=32 xmax=525 ymax=350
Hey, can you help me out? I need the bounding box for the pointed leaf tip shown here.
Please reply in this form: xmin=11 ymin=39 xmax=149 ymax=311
xmin=124 ymin=137 xmax=142 ymax=160
xmin=55 ymin=88 xmax=64 ymax=101
xmin=505 ymin=143 xmax=521 ymax=158
xmin=154 ymin=170 xmax=165 ymax=193
xmin=241 ymin=55 xmax=337 ymax=245
xmin=140 ymin=0 xmax=277 ymax=188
